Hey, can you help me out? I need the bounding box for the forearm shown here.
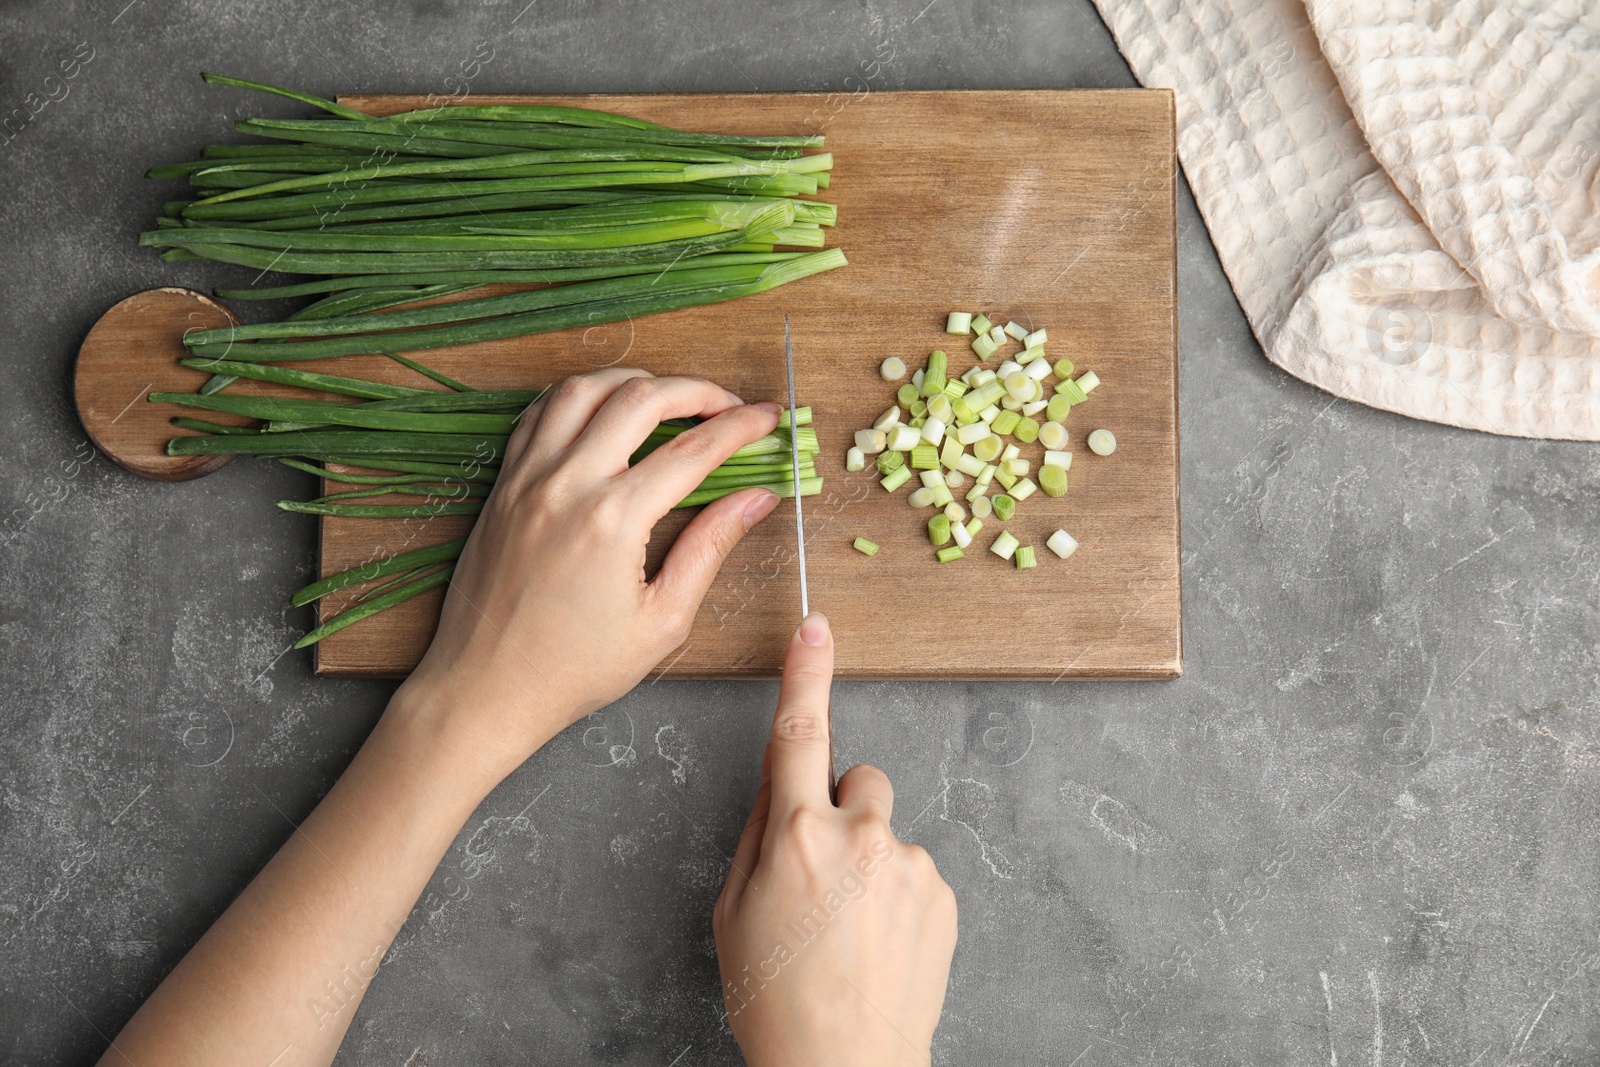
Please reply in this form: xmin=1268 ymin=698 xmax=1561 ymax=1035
xmin=102 ymin=694 xmax=525 ymax=1067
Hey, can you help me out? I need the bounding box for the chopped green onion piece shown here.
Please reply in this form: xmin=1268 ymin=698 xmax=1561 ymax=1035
xmin=1055 ymin=378 xmax=1088 ymax=405
xmin=971 ymin=314 xmax=993 ymax=335
xmin=922 ymin=349 xmax=948 ymax=397
xmin=887 ymin=424 xmax=921 ymax=451
xmin=1024 ymin=356 xmax=1052 ymax=380
xmin=928 ymin=513 xmax=952 ymax=546
xmin=942 ymin=378 xmax=967 ymax=400
xmin=974 ymin=435 xmax=1003 ymax=462
xmin=1001 ymin=457 xmax=1031 ymax=477
xmin=946 ymin=311 xmax=973 ymax=335
xmin=1047 ymin=529 xmax=1079 ymax=559
xmin=918 ymin=469 xmax=947 ymax=489
xmin=995 ymin=467 xmax=1018 ymax=490
xmin=908 ymin=486 xmax=937 ymax=508
xmin=1004 ymin=321 xmax=1029 ymax=341
xmin=992 ymin=410 xmax=1021 ymax=437
xmin=943 ymin=501 xmax=966 ymax=523
xmin=1001 ymin=443 xmax=1021 ymax=463
xmin=979 ymin=405 xmax=1001 ymax=424
xmin=964 ymin=516 xmax=984 ymax=537
xmin=846 ymin=446 xmax=866 ymax=472
xmin=1044 ymin=449 xmax=1073 ymax=469
xmin=965 ymin=379 xmax=1006 ymax=411
xmin=1077 ymin=370 xmax=1101 ymax=393
xmin=1040 ymin=463 xmax=1069 ymax=497
xmin=936 ymin=545 xmax=964 ymax=563
xmin=910 ymin=444 xmax=939 ymax=470
xmin=881 ymin=465 xmax=913 ymax=492
xmin=1015 ymin=545 xmax=1037 ymax=570
xmin=910 ymin=398 xmax=929 ymax=418
xmin=854 ymin=428 xmax=887 ymax=454
xmin=969 ymin=493 xmax=992 ymax=517
xmin=853 ymin=537 xmax=881 ymax=556
xmin=972 ymin=333 xmax=999 ymax=360
xmin=932 ymin=484 xmax=954 ymax=507
xmin=940 ymin=437 xmax=964 ymax=470
xmin=1012 ymin=477 xmax=1038 ymax=501
xmin=977 ymin=463 xmax=997 ymax=486
xmin=992 ymin=494 xmax=1016 ymax=521
xmin=874 ymin=406 xmax=901 ymax=430
xmin=1088 ymin=428 xmax=1117 ymax=455
xmin=951 ymin=522 xmax=973 ymax=549
xmin=954 ymin=421 xmax=988 ymax=446
xmin=1046 ymin=395 xmax=1073 ymax=423
xmin=1037 ymin=421 xmax=1068 ymax=451
xmin=927 ymin=394 xmax=954 ymax=423
xmin=1005 ymin=371 xmax=1032 ymax=400
xmin=881 ymin=357 xmax=907 ymax=381
xmin=990 ymin=530 xmax=1019 ymax=560
xmin=920 ymin=417 xmax=946 ymax=445
xmin=1024 ymin=328 xmax=1047 ymax=348
xmin=877 ymin=450 xmax=905 ymax=474
xmin=897 ymin=383 xmax=920 ymax=407
xmin=1014 ymin=417 xmax=1040 ymax=444
xmin=989 ymin=324 xmax=1007 ymax=345
xmin=945 ymin=469 xmax=966 ymax=489
xmin=1021 ymin=400 xmax=1049 ymax=419
xmin=955 ymin=453 xmax=986 ymax=477
xmin=1053 ymin=357 xmax=1076 ymax=379
xmin=951 ymin=397 xmax=978 ymax=424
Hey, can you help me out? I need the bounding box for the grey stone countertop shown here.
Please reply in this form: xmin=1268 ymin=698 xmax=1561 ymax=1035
xmin=2 ymin=1 xmax=1597 ymax=1063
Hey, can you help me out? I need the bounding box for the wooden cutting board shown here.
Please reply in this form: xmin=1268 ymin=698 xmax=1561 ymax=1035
xmin=303 ymin=89 xmax=1181 ymax=680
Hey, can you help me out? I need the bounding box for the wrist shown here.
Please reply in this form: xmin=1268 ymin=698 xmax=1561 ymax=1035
xmin=378 ymin=677 xmax=570 ymax=799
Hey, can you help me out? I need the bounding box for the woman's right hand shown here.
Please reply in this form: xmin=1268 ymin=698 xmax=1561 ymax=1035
xmin=712 ymin=613 xmax=958 ymax=1067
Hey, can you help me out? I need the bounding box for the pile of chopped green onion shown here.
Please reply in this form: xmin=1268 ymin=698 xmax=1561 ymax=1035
xmin=154 ymin=355 xmax=819 ymax=646
xmin=852 ymin=310 xmax=1114 ymax=566
xmin=142 ymin=74 xmax=845 ymax=384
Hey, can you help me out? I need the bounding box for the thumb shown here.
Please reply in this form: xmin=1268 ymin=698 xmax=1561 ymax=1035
xmin=651 ymin=486 xmax=780 ymax=615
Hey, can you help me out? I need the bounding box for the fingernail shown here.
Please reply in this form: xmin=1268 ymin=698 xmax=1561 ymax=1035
xmin=723 ymin=388 xmax=746 ymax=407
xmin=752 ymin=401 xmax=782 ymax=415
xmin=743 ymin=489 xmax=780 ymax=531
xmin=798 ymin=612 xmax=830 ymax=646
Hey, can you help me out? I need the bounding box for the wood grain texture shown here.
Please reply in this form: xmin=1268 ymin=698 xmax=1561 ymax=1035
xmin=302 ymin=90 xmax=1179 ymax=679
xmin=75 ymin=288 xmax=244 ymax=481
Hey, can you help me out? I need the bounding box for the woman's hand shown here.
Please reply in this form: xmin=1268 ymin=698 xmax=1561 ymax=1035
xmin=713 ymin=613 xmax=958 ymax=1067
xmin=394 ymin=368 xmax=783 ymax=789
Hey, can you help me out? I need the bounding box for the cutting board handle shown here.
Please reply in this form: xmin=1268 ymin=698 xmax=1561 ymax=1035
xmin=75 ymin=287 xmax=240 ymax=481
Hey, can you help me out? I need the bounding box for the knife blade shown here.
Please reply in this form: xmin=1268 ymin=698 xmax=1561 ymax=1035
xmin=783 ymin=315 xmax=837 ymax=801
xmin=783 ymin=314 xmax=809 ymax=619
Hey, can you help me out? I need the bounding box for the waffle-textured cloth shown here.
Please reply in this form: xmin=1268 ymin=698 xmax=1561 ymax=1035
xmin=1091 ymin=0 xmax=1600 ymax=438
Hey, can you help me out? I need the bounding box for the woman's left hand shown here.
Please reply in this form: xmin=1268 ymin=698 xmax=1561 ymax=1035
xmin=394 ymin=367 xmax=783 ymax=789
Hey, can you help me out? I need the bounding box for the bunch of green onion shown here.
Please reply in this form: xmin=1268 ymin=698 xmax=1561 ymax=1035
xmin=156 ymin=354 xmax=819 ymax=646
xmin=139 ymin=74 xmax=838 ymax=646
xmin=142 ymin=74 xmax=844 ymax=385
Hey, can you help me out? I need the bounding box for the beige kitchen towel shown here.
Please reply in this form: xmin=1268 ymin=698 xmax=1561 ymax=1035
xmin=1091 ymin=0 xmax=1600 ymax=438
